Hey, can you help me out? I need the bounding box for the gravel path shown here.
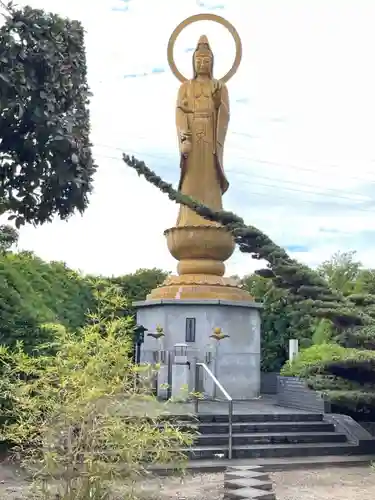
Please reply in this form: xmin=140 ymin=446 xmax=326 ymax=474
xmin=271 ymin=467 xmax=375 ymax=500
xmin=0 ymin=465 xmax=374 ymax=499
xmin=140 ymin=466 xmax=375 ymax=500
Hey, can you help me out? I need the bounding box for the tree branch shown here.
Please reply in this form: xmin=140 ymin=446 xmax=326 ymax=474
xmin=122 ymin=153 xmax=371 ymax=328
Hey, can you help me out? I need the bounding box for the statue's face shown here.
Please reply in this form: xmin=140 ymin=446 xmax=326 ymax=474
xmin=194 ymin=52 xmax=212 ymax=76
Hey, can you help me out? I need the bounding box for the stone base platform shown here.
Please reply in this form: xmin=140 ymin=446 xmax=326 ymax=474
xmin=135 ymin=298 xmax=262 ymax=400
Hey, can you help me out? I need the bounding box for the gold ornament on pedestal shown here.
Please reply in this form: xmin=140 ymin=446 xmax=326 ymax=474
xmin=148 ymin=14 xmax=252 ymax=301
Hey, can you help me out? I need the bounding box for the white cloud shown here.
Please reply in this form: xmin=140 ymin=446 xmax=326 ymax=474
xmin=11 ymin=0 xmax=375 ymax=276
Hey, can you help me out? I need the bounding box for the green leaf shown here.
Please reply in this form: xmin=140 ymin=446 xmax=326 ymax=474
xmin=15 ymin=216 xmax=25 ymax=228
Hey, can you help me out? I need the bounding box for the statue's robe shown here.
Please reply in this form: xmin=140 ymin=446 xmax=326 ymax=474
xmin=175 ymin=79 xmax=230 ymax=226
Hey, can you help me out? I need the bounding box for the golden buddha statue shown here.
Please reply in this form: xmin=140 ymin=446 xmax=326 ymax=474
xmin=148 ymin=15 xmax=252 ymax=302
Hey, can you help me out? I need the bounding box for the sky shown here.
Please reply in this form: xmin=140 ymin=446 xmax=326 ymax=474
xmin=6 ymin=0 xmax=375 ymax=277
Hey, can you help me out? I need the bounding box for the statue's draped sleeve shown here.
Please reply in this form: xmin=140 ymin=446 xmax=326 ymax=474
xmin=176 ymin=82 xmax=190 ymax=190
xmin=176 ymin=82 xmax=189 ymax=156
xmin=215 ymin=82 xmax=229 ymax=193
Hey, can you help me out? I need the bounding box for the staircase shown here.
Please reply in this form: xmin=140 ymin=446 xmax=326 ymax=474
xmin=182 ymin=411 xmax=366 ymax=460
xmin=151 ymin=406 xmax=375 ymax=473
xmin=150 ymin=363 xmax=375 ymax=473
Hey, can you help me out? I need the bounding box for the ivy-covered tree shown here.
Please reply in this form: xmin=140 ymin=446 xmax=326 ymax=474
xmin=0 ymin=2 xmax=96 ymax=227
xmin=122 ymin=154 xmax=375 ymax=415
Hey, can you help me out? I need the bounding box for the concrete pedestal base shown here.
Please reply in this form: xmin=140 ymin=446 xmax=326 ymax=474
xmin=135 ymin=299 xmax=262 ymax=400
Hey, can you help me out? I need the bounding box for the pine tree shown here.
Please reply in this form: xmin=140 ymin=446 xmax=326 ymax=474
xmin=123 ymin=154 xmax=375 ymax=415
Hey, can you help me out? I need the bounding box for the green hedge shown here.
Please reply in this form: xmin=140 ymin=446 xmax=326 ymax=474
xmin=0 ymin=251 xmax=95 ymax=351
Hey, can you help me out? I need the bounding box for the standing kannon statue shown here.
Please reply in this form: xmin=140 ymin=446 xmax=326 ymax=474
xmin=148 ymin=14 xmax=251 ymax=301
xmin=167 ymin=14 xmax=242 ymax=228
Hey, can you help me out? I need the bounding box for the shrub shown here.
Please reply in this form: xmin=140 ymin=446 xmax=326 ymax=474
xmin=0 ymin=251 xmax=95 ymax=351
xmin=0 ymin=287 xmax=193 ymax=500
xmin=280 ymin=343 xmax=375 ymax=416
xmin=311 ymin=319 xmax=334 ymax=345
xmin=280 ymin=343 xmax=348 ymax=377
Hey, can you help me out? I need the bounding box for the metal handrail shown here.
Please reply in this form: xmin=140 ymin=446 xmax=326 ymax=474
xmin=194 ymin=362 xmax=233 ymax=460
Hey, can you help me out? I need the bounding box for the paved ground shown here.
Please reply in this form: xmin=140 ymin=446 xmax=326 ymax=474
xmin=164 ymin=396 xmax=310 ymax=415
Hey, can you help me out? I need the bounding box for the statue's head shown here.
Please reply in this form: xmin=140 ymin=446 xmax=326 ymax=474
xmin=193 ymin=34 xmax=214 ymax=78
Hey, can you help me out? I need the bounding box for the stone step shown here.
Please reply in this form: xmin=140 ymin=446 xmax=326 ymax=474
xmin=224 ymin=487 xmax=276 ymax=500
xmin=163 ymin=414 xmax=325 ymax=425
xmin=224 ymin=470 xmax=276 ymax=500
xmin=196 ymin=421 xmax=335 ymax=434
xmin=196 ymin=431 xmax=347 ymax=446
xmin=186 ymin=442 xmax=360 ymax=460
xmin=225 ymin=470 xmax=271 ymax=482
xmin=149 ymin=454 xmax=375 ymax=475
xmin=225 ymin=478 xmax=273 ymax=491
xmin=194 ymin=413 xmax=324 ymax=424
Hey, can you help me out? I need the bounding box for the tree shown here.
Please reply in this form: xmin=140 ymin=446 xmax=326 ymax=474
xmin=242 ymin=273 xmax=316 ymax=372
xmin=123 ymin=155 xmax=370 ymax=329
xmin=111 ymin=268 xmax=169 ymax=316
xmin=0 ymin=224 xmax=18 ymax=252
xmin=317 ymin=251 xmax=362 ymax=296
xmin=354 ymin=268 xmax=375 ymax=295
xmin=121 ymin=154 xmax=375 ymax=415
xmin=242 ymin=274 xmax=288 ymax=372
xmin=0 ymin=3 xmax=96 ymax=227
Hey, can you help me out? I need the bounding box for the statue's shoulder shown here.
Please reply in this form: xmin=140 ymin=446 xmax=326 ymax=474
xmin=180 ymin=80 xmax=192 ymax=88
xmin=178 ymin=80 xmax=192 ymax=94
xmin=213 ymin=78 xmax=227 ymax=88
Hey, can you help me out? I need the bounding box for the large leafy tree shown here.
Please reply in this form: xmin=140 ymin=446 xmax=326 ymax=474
xmin=0 ymin=2 xmax=96 ymax=227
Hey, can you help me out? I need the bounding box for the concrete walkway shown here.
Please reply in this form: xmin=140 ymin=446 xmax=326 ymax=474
xmin=164 ymin=396 xmax=310 ymax=415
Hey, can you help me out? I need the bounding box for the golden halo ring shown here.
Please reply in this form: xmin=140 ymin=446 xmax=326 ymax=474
xmin=167 ymin=13 xmax=242 ymax=84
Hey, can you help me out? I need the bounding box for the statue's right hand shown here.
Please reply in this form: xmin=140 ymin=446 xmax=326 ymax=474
xmin=212 ymin=81 xmax=222 ymax=109
xmin=213 ymin=80 xmax=222 ymax=95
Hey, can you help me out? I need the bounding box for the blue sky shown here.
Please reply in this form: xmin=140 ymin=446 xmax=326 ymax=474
xmin=5 ymin=0 xmax=375 ymax=276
